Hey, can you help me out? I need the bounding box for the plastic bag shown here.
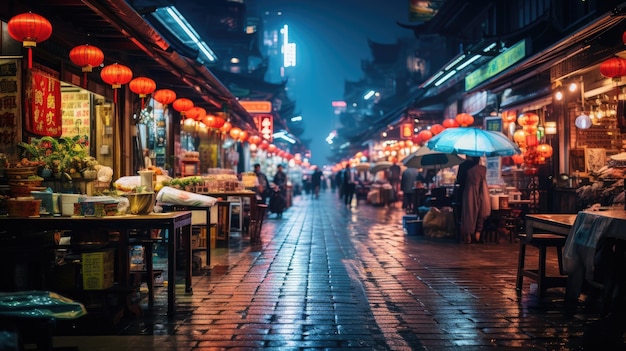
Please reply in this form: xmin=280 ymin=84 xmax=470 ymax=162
xmin=156 ymin=186 xmax=217 ymax=207
xmin=0 ymin=291 xmax=87 ymax=320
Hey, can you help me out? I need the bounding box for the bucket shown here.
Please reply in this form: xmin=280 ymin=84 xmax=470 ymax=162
xmin=403 ymin=215 xmax=422 ymax=236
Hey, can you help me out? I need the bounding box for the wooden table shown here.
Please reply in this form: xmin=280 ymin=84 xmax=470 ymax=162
xmin=525 ymin=213 xmax=577 ymax=239
xmin=0 ymin=212 xmax=192 ymax=317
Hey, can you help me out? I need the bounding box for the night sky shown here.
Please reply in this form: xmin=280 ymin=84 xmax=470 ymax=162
xmin=257 ymin=0 xmax=413 ymax=166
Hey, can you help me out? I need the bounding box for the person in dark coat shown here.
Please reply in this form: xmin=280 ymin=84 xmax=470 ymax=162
xmin=253 ymin=163 xmax=270 ymax=204
xmin=342 ymin=164 xmax=357 ymax=207
xmin=456 ymin=157 xmax=491 ymax=243
xmin=271 ymin=164 xmax=288 ymax=218
xmin=335 ymin=170 xmax=344 ymax=199
xmin=311 ymin=166 xmax=323 ymax=199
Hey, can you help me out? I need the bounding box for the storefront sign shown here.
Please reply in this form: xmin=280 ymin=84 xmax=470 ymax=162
xmin=256 ymin=114 xmax=273 ymax=141
xmin=25 ymin=70 xmax=62 ymax=137
xmin=61 ymin=89 xmax=91 ymax=140
xmin=465 ymin=39 xmax=527 ymax=91
xmin=240 ymin=101 xmax=272 ymax=113
xmin=0 ymin=59 xmax=20 ymax=152
xmin=400 ymin=122 xmax=414 ymax=139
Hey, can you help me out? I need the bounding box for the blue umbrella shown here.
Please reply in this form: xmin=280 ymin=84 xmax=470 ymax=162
xmin=426 ymin=127 xmax=521 ymax=157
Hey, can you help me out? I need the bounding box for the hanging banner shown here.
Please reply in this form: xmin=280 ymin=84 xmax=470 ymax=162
xmin=0 ymin=58 xmax=21 ymax=154
xmin=25 ymin=70 xmax=62 ymax=137
xmin=256 ymin=114 xmax=273 ymax=142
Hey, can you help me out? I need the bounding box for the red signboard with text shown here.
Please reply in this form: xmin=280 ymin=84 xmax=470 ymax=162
xmin=400 ymin=122 xmax=413 ymax=139
xmin=25 ymin=71 xmax=62 ymax=137
xmin=256 ymin=114 xmax=273 ymax=142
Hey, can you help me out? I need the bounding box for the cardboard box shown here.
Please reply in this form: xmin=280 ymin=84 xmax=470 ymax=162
xmin=82 ymin=250 xmax=114 ymax=290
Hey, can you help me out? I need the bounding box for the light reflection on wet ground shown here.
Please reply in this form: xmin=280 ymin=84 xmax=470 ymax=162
xmin=54 ymin=190 xmax=625 ymax=350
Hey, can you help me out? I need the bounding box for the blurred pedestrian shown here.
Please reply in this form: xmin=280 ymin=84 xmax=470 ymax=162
xmin=271 ymin=164 xmax=288 ymax=218
xmin=388 ymin=159 xmax=401 ymax=200
xmin=343 ymin=164 xmax=357 ymax=207
xmin=335 ymin=170 xmax=344 ymax=199
xmin=456 ymin=157 xmax=491 ymax=244
xmin=253 ymin=163 xmax=269 ymax=204
xmin=311 ymin=166 xmax=324 ymax=199
xmin=401 ymin=167 xmax=419 ymax=212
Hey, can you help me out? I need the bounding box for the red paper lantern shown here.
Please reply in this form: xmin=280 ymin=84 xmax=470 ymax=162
xmin=513 ymin=129 xmax=527 ymax=146
xmin=600 ymin=57 xmax=626 ymax=81
xmin=229 ymin=127 xmax=242 ymax=140
xmin=238 ymin=130 xmax=249 ymax=142
xmin=100 ymin=63 xmax=133 ymax=103
xmin=69 ymin=44 xmax=104 ymax=88
xmin=129 ymin=77 xmax=156 ymax=109
xmin=442 ymin=118 xmax=460 ymax=128
xmin=258 ymin=140 xmax=269 ymax=150
xmin=152 ymin=89 xmax=177 ymax=107
xmin=418 ymin=130 xmax=433 ymax=142
xmin=212 ymin=115 xmax=226 ymax=129
xmin=220 ymin=121 xmax=232 ymax=133
xmin=411 ymin=134 xmax=423 ymax=145
xmin=8 ymin=12 xmax=52 ymax=69
xmin=430 ymin=124 xmax=444 ymax=135
xmin=537 ymin=144 xmax=553 ymax=158
xmin=267 ymin=144 xmax=277 ymax=153
xmin=502 ymin=110 xmax=517 ymax=123
xmin=511 ymin=154 xmax=525 ymax=165
xmin=172 ymin=98 xmax=194 ymax=116
xmin=517 ymin=112 xmax=539 ymax=126
xmin=201 ymin=115 xmax=215 ymax=128
xmin=455 ymin=113 xmax=474 ymax=127
xmin=248 ymin=135 xmax=262 ymax=145
xmin=186 ymin=107 xmax=206 ymax=121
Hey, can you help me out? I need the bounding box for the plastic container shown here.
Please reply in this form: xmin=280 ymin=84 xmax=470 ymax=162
xmin=403 ymin=215 xmax=422 ymax=236
xmin=60 ymin=194 xmax=82 ymax=216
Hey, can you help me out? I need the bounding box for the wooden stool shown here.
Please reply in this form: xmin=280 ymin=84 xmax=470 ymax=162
xmin=516 ymin=233 xmax=567 ymax=297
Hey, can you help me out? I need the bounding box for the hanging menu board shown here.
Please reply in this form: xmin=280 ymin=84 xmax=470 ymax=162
xmin=61 ymin=89 xmax=91 ymax=140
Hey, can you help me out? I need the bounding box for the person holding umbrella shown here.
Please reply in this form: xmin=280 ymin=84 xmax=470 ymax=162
xmin=456 ymin=156 xmax=491 ymax=244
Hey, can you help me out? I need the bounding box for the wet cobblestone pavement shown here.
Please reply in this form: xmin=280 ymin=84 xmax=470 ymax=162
xmin=54 ymin=190 xmax=626 ymax=350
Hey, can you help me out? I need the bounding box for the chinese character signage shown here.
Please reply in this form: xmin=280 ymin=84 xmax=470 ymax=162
xmin=61 ymin=90 xmax=91 ymax=140
xmin=256 ymin=114 xmax=273 ymax=141
xmin=400 ymin=122 xmax=413 ymax=139
xmin=240 ymin=100 xmax=272 ymax=113
xmin=25 ymin=70 xmax=62 ymax=137
xmin=0 ymin=59 xmax=20 ymax=152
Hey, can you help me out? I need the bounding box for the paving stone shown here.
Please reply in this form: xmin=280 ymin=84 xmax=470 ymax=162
xmin=53 ymin=191 xmax=626 ymax=350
